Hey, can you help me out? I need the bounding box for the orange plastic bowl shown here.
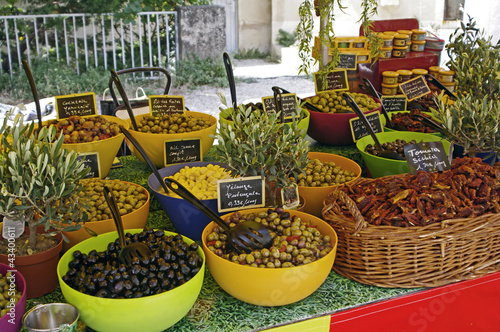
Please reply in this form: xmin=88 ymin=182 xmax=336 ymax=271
xmin=298 ymin=152 xmax=361 ymax=218
xmin=62 ymin=181 xmax=150 ymax=251
xmin=125 ymin=111 xmax=217 ymax=168
xmin=202 ymin=208 xmax=337 ymax=306
xmin=305 ymin=95 xmax=381 ymax=145
xmin=39 ymin=115 xmax=128 ymax=178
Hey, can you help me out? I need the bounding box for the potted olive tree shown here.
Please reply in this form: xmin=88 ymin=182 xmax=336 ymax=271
xmin=0 ymin=112 xmax=90 ymax=298
xmin=430 ymin=16 xmax=500 ymax=164
xmin=215 ymin=94 xmax=310 ymax=208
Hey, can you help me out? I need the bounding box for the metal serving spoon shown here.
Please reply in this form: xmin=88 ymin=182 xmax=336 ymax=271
xmin=110 ymin=70 xmax=139 ymax=131
xmin=163 ymin=177 xmax=273 ymax=254
xmin=223 ymin=52 xmax=238 ymax=111
xmin=343 ymin=93 xmax=405 ymax=161
xmin=103 ymin=186 xmax=152 ymax=265
xmin=21 ymin=60 xmax=43 ymax=128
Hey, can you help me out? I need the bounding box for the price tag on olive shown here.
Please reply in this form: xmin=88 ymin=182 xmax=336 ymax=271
xmin=149 ymin=95 xmax=185 ymax=117
xmin=77 ymin=152 xmax=101 ymax=179
xmin=217 ymin=176 xmax=265 ymax=213
xmin=313 ymin=69 xmax=349 ymax=94
xmin=404 ymin=141 xmax=451 ymax=174
xmin=55 ymin=92 xmax=98 ymax=119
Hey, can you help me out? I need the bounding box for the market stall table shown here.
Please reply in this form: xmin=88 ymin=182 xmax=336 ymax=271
xmin=25 ymin=138 xmax=500 ymax=331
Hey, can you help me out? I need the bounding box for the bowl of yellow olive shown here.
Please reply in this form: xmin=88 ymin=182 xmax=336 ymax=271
xmin=202 ymin=207 xmax=338 ymax=306
xmin=0 ymin=263 xmax=26 ymax=332
xmin=148 ymin=162 xmax=232 ymax=241
xmin=304 ymin=91 xmax=381 ymax=146
xmin=38 ymin=115 xmax=129 ymax=178
xmin=125 ymin=111 xmax=217 ymax=168
xmin=62 ymin=178 xmax=150 ymax=251
xmin=293 ymin=152 xmax=361 ymax=218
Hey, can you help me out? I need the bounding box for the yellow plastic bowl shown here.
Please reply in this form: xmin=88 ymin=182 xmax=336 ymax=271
xmin=356 ymin=131 xmax=451 ymax=178
xmin=202 ymin=208 xmax=337 ymax=306
xmin=298 ymin=152 xmax=361 ymax=218
xmin=62 ymin=181 xmax=150 ymax=252
xmin=125 ymin=111 xmax=217 ymax=168
xmin=39 ymin=115 xmax=128 ymax=178
xmin=57 ymin=229 xmax=205 ymax=332
xmin=219 ymin=107 xmax=310 ymax=138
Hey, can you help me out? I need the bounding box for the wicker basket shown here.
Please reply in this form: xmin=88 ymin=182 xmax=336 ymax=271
xmin=322 ymin=178 xmax=500 ymax=288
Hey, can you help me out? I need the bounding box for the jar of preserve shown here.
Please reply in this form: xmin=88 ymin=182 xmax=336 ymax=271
xmin=411 ymin=68 xmax=428 ymax=77
xmin=380 ymin=34 xmax=394 ymax=48
xmin=381 ymin=83 xmax=399 ymax=95
xmin=379 ymin=47 xmax=393 ymax=59
xmin=438 ymin=69 xmax=455 ymax=83
xmin=411 ymin=29 xmax=426 ymax=41
xmin=397 ymin=69 xmax=413 ymax=83
xmin=442 ymin=82 xmax=456 ymax=92
xmin=397 ymin=30 xmax=412 ymax=45
xmin=411 ymin=40 xmax=426 ymax=52
xmin=382 ymin=71 xmax=399 ymax=84
xmin=428 ymin=66 xmax=442 ymax=78
xmin=393 ymin=34 xmax=409 ymax=47
xmin=392 ymin=45 xmax=408 ymax=58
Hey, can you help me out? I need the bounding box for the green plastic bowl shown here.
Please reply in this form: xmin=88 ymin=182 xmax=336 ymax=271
xmin=57 ymin=229 xmax=205 ymax=332
xmin=356 ymin=131 xmax=451 ymax=178
xmin=219 ymin=107 xmax=310 ymax=138
xmin=382 ymin=111 xmax=443 ymax=137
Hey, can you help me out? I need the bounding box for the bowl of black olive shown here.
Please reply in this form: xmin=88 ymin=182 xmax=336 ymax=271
xmin=57 ymin=228 xmax=204 ymax=332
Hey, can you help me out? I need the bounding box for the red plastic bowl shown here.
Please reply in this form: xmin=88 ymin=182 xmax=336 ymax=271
xmin=305 ymin=95 xmax=381 ymax=146
xmin=0 ymin=263 xmax=27 ymax=332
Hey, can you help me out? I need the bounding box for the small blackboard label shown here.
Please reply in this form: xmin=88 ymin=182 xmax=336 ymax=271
xmin=281 ymin=183 xmax=300 ymax=209
xmin=381 ymin=95 xmax=407 ymax=112
xmin=55 ymin=92 xmax=97 ymax=119
xmin=262 ymin=93 xmax=298 ymax=122
xmin=164 ymin=138 xmax=202 ymax=166
xmin=404 ymin=141 xmax=451 ymax=174
xmin=314 ymin=70 xmax=349 ymax=94
xmin=217 ymin=176 xmax=265 ymax=213
xmin=77 ymin=152 xmax=101 ymax=179
xmin=149 ymin=95 xmax=185 ymax=117
xmin=337 ymin=53 xmax=357 ymax=70
xmin=399 ymin=76 xmax=431 ymax=101
xmin=349 ymin=111 xmax=384 ymax=142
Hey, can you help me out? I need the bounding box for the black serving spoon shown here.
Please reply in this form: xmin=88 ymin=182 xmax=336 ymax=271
xmin=343 ymin=93 xmax=405 ymax=161
xmin=424 ymin=74 xmax=457 ymax=101
xmin=163 ymin=177 xmax=273 ymax=254
xmin=223 ymin=52 xmax=238 ymax=111
xmin=110 ymin=70 xmax=139 ymax=131
xmin=360 ymin=77 xmax=407 ymax=131
xmin=21 ymin=60 xmax=43 ymax=128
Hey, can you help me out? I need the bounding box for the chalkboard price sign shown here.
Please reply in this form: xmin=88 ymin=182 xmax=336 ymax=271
xmin=77 ymin=152 xmax=101 ymax=179
xmin=164 ymin=138 xmax=202 ymax=166
xmin=337 ymin=53 xmax=357 ymax=70
xmin=217 ymin=176 xmax=265 ymax=212
xmin=149 ymin=95 xmax=185 ymax=117
xmin=399 ymin=76 xmax=431 ymax=101
xmin=381 ymin=95 xmax=407 ymax=112
xmin=349 ymin=111 xmax=384 ymax=142
xmin=313 ymin=70 xmax=349 ymax=94
xmin=262 ymin=93 xmax=298 ymax=122
xmin=55 ymin=92 xmax=98 ymax=119
xmin=404 ymin=141 xmax=451 ymax=174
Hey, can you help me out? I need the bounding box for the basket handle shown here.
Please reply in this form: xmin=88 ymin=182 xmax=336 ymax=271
xmin=135 ymin=87 xmax=147 ymax=100
xmin=324 ymin=187 xmax=368 ymax=235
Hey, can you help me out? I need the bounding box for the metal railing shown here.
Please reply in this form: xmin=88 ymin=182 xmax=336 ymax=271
xmin=0 ymin=11 xmax=179 ymax=78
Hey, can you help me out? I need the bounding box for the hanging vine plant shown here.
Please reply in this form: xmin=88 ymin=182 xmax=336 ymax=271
xmin=296 ymin=0 xmax=381 ymax=77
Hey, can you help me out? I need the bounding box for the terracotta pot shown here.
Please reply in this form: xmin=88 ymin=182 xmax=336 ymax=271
xmin=0 ymin=226 xmax=63 ymax=299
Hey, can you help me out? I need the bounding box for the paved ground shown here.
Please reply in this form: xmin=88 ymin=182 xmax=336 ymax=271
xmin=169 ymin=58 xmax=317 ymax=119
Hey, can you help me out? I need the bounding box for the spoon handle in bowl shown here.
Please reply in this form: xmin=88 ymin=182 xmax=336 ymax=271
xmin=21 ymin=60 xmax=43 ymax=128
xmin=119 ymin=125 xmax=171 ymax=194
xmin=103 ymin=186 xmax=126 ymax=248
xmin=163 ymin=177 xmax=232 ymax=234
xmin=110 ymin=70 xmax=139 ymax=131
xmin=223 ymin=52 xmax=237 ymax=111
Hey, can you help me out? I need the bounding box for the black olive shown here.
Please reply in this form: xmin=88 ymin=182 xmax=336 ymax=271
xmin=163 ymin=251 xmax=172 ymax=262
xmin=154 ymin=230 xmax=164 ymax=238
xmin=98 ymin=279 xmax=108 ymax=289
xmin=139 ymin=267 xmax=148 ymax=277
xmin=167 ymin=270 xmax=175 ymax=279
xmin=113 ymin=280 xmax=124 ymax=294
xmin=95 ymin=289 xmax=110 ymax=298
xmin=148 ymin=264 xmax=158 ymax=273
xmin=73 ymin=250 xmax=82 ymax=259
xmin=174 ymin=248 xmax=186 ymax=259
xmin=66 ymin=267 xmax=78 ymax=278
xmin=132 ymin=291 xmax=143 ymax=298
xmin=159 ymin=262 xmax=170 ymax=273
xmin=157 ymin=271 xmax=165 ymax=280
xmin=86 ymin=282 xmax=96 ymax=294
xmin=161 ymin=278 xmax=170 ymax=289
xmin=171 ymin=262 xmax=179 ymax=271
xmin=140 ymin=256 xmax=150 ymax=266
xmin=130 ymin=275 xmax=140 ymax=287
xmin=123 ymin=279 xmax=133 ymax=290
xmin=142 ymin=288 xmax=151 ymax=296
xmin=148 ymin=277 xmax=159 ymax=290
xmin=68 ymin=258 xmax=81 ymax=270
xmin=130 ymin=265 xmax=141 ymax=275
xmin=180 ymin=264 xmax=191 ymax=275
xmin=118 ymin=264 xmax=127 ymax=273
xmin=124 ymin=290 xmax=134 ymax=298
xmin=189 ymin=242 xmax=198 ymax=252
xmin=175 ymin=271 xmax=185 ymax=281
xmin=191 ymin=267 xmax=200 ymax=275
xmin=114 ymin=272 xmax=122 ymax=282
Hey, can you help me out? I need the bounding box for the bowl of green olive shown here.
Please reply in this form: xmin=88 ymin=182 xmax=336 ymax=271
xmin=202 ymin=207 xmax=337 ymax=306
xmin=0 ymin=263 xmax=26 ymax=332
xmin=58 ymin=228 xmax=204 ymax=332
xmin=38 ymin=115 xmax=129 ymax=178
xmin=125 ymin=111 xmax=217 ymax=168
xmin=304 ymin=91 xmax=381 ymax=145
xmin=294 ymin=152 xmax=361 ymax=218
xmin=356 ymin=131 xmax=451 ymax=178
xmin=219 ymin=104 xmax=310 ymax=138
xmin=62 ymin=178 xmax=150 ymax=251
